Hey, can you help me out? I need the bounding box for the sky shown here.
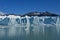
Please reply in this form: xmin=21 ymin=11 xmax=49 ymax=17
xmin=0 ymin=0 xmax=60 ymax=15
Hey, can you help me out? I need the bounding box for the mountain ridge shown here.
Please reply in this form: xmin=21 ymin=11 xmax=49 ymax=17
xmin=22 ymin=11 xmax=59 ymax=17
xmin=0 ymin=11 xmax=59 ymax=16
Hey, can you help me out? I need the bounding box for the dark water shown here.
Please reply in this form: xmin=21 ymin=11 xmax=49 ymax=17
xmin=0 ymin=25 xmax=60 ymax=40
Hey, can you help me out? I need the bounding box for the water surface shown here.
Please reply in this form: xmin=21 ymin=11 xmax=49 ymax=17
xmin=0 ymin=25 xmax=60 ymax=40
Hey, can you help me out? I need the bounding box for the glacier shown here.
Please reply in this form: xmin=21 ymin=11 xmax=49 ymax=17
xmin=0 ymin=15 xmax=60 ymax=32
xmin=0 ymin=15 xmax=60 ymax=26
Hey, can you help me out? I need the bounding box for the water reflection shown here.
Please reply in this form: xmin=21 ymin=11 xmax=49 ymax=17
xmin=0 ymin=25 xmax=60 ymax=40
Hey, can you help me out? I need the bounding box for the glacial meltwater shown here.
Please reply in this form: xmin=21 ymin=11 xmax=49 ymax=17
xmin=0 ymin=16 xmax=60 ymax=40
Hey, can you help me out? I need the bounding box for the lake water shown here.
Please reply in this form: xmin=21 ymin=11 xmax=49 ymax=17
xmin=0 ymin=25 xmax=60 ymax=40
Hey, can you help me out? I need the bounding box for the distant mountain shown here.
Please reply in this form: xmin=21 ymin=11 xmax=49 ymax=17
xmin=0 ymin=12 xmax=5 ymax=16
xmin=22 ymin=11 xmax=59 ymax=17
xmin=0 ymin=12 xmax=21 ymax=16
xmin=0 ymin=11 xmax=59 ymax=16
xmin=5 ymin=13 xmax=21 ymax=16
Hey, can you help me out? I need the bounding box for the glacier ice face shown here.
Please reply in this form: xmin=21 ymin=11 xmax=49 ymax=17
xmin=0 ymin=15 xmax=59 ymax=26
xmin=0 ymin=17 xmax=10 ymax=26
xmin=44 ymin=17 xmax=57 ymax=24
